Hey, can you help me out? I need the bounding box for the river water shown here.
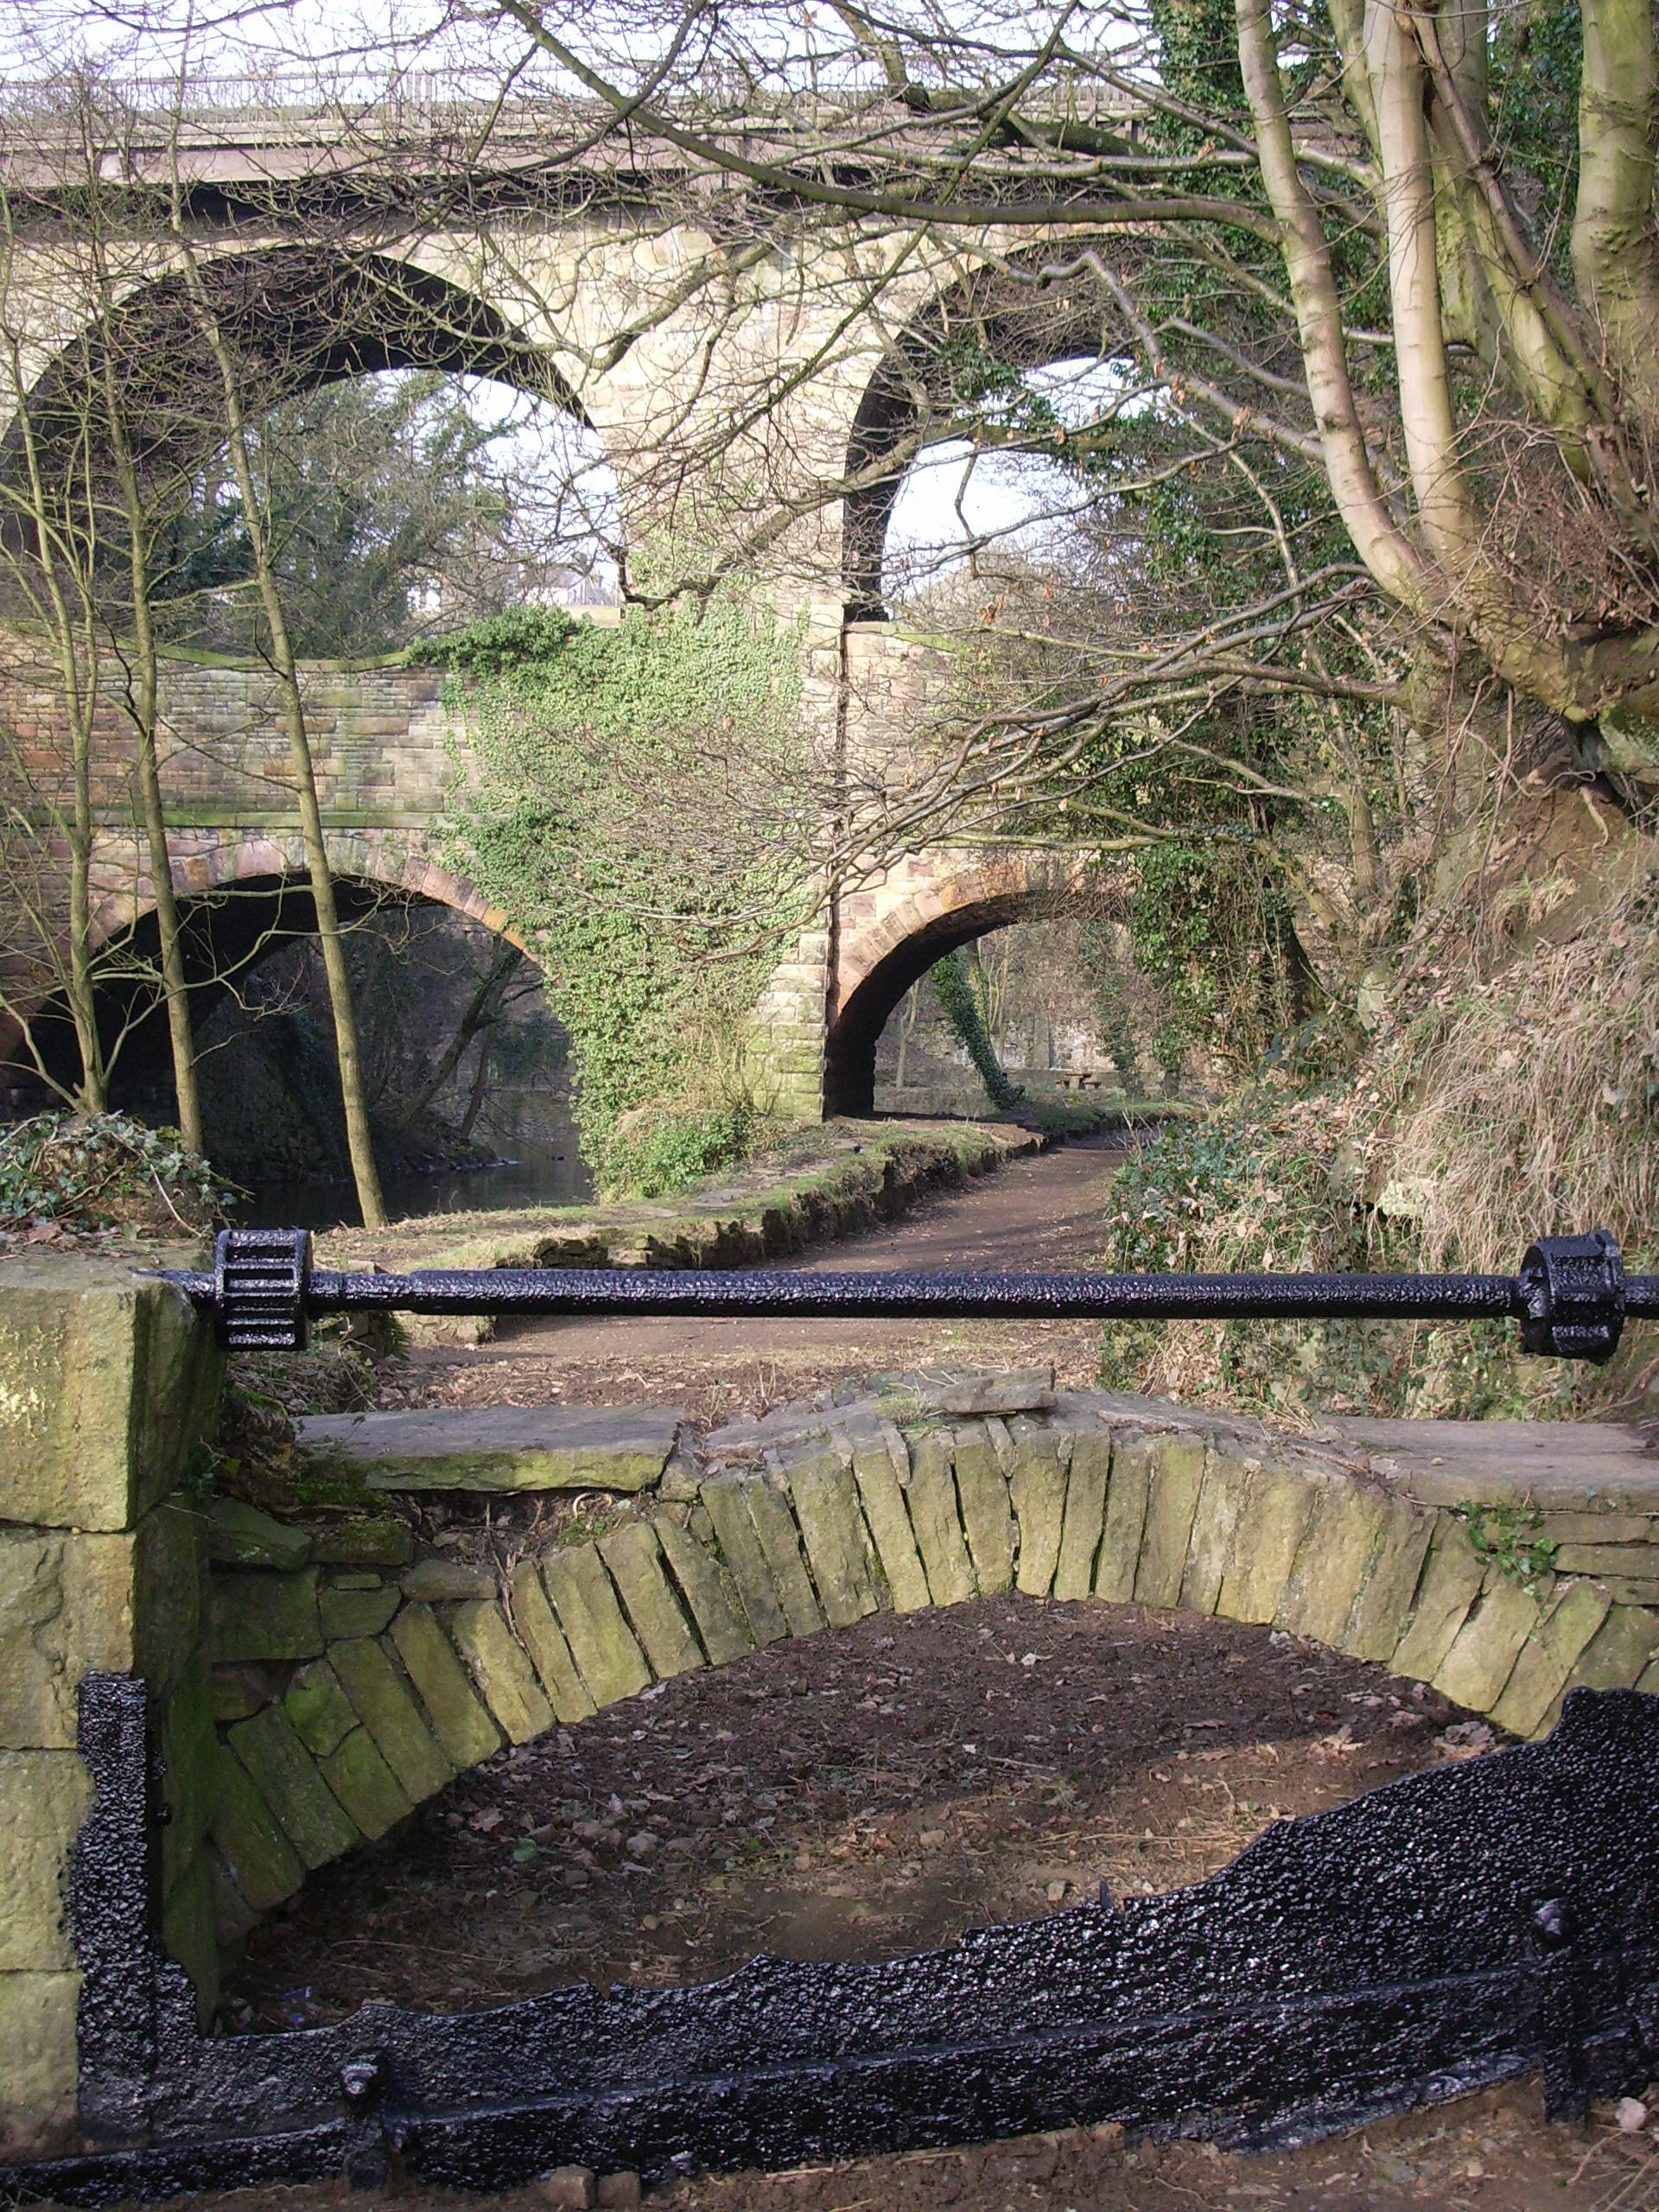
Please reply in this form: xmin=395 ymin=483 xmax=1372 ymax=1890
xmin=232 ymin=1138 xmax=594 ymax=1231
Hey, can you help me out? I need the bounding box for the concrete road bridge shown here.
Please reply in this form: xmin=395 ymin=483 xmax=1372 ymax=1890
xmin=0 ymin=90 xmax=1126 ymax=1120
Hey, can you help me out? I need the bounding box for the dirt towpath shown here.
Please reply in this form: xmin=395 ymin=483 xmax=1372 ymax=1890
xmin=378 ymin=1135 xmax=1123 ymax=1422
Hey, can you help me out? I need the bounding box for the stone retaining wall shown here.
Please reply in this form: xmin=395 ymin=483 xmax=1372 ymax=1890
xmin=7 ymin=1257 xmax=1659 ymax=2159
xmin=199 ymin=1382 xmax=1659 ymax=1958
xmin=0 ymin=1259 xmax=222 ymax=2158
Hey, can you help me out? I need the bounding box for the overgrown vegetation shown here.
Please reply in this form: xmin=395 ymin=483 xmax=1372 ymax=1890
xmin=0 ymin=1110 xmax=217 ymax=1236
xmin=431 ymin=596 xmax=810 ymax=1196
xmin=927 ymin=949 xmax=1025 ymax=1113
xmin=1099 ymin=851 xmax=1659 ymax=1421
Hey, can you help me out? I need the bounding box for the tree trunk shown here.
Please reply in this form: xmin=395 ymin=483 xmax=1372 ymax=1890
xmin=178 ymin=268 xmax=388 ymax=1225
xmin=103 ymin=364 xmax=203 ymax=1153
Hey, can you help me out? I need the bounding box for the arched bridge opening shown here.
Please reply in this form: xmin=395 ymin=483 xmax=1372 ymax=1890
xmin=826 ymin=861 xmax=1117 ymax=1117
xmin=15 ymin=855 xmax=576 ymax=1215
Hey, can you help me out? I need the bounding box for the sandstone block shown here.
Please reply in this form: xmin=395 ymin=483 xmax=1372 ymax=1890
xmin=1054 ymin=1431 xmax=1110 ymax=1601
xmin=0 ymin=1260 xmax=220 ymax=1531
xmin=319 ymin=1584 xmax=402 ymax=1640
xmin=931 ymin=1369 xmax=1055 ymax=1417
xmin=0 ymin=1529 xmax=130 ymax=1750
xmin=0 ymin=1751 xmax=92 ymax=1971
xmin=1390 ymin=1520 xmax=1485 ymax=1681
xmin=210 ymin=1667 xmax=270 ymax=1724
xmin=652 ymin=1520 xmax=752 ymax=1666
xmin=0 ymin=1971 xmax=79 ymax=2158
xmin=209 ymin=1748 xmax=303 ymax=1913
xmin=284 ymin=1660 xmax=359 ymax=1758
xmin=300 ymin=1404 xmax=681 ymax=1494
xmin=699 ymin=1478 xmax=790 ymax=1646
xmin=207 ymin=1847 xmax=260 ymax=1949
xmin=1433 ymin=1579 xmax=1541 ymax=1713
xmin=400 ymin=1560 xmax=498 ymax=1603
xmin=444 ymin=1599 xmax=554 ymax=1744
xmin=951 ymin=1426 xmax=1015 ymax=1595
xmin=904 ymin=1432 xmax=976 ymax=1607
xmin=227 ymin=1704 xmax=360 ymax=1868
xmin=1007 ymin=1421 xmax=1069 ymax=1598
xmin=207 ymin=1500 xmax=311 ymax=1571
xmin=1133 ymin=1436 xmax=1206 ymax=1610
xmin=329 ymin=1637 xmax=456 ymax=1801
xmin=134 ymin=1502 xmax=207 ymax=1694
xmin=1091 ymin=1433 xmax=1149 ymax=1605
xmin=599 ymin=1524 xmax=706 ymax=1675
xmin=1553 ymin=1543 xmax=1659 ymax=1578
xmin=542 ymin=1547 xmax=652 ymax=1707
xmin=744 ymin=1478 xmax=824 ymax=1637
xmin=1344 ymin=1500 xmax=1437 ymax=1663
xmin=1557 ymin=1605 xmax=1659 ymax=1706
xmin=308 ymin=1517 xmax=415 ymax=1568
xmin=1181 ymin=1439 xmax=1258 ymax=1617
xmin=1491 ymin=1582 xmax=1613 ymax=1738
xmin=507 ymin=1560 xmax=598 ymax=1721
xmin=1217 ymin=1464 xmax=1319 ymax=1627
xmin=209 ymin=1568 xmax=322 ymax=1663
xmin=393 ymin=1601 xmax=504 ymax=1770
xmin=848 ymin=1427 xmax=931 ymax=1614
xmin=785 ymin=1451 xmax=882 ymax=1627
xmin=319 ymin=1726 xmax=416 ymax=1839
xmin=157 ymin=1661 xmax=219 ymax=1892
xmin=1535 ymin=1513 xmax=1656 ymax=1547
xmin=1275 ymin=1481 xmax=1389 ymax=1648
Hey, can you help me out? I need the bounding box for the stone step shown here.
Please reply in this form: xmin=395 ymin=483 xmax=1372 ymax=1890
xmin=294 ymin=1404 xmax=685 ymax=1494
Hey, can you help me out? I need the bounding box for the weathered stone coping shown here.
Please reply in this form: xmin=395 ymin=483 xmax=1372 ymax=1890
xmin=199 ymin=1382 xmax=1659 ymax=1973
xmin=294 ymin=1403 xmax=685 ymax=1493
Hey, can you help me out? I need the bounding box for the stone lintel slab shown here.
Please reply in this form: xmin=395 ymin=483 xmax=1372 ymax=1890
xmin=1325 ymin=1416 xmax=1659 ymax=1513
xmin=296 ymin=1404 xmax=684 ymax=1493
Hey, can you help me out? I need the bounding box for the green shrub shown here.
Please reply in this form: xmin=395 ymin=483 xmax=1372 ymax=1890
xmin=0 ymin=1111 xmax=219 ymax=1236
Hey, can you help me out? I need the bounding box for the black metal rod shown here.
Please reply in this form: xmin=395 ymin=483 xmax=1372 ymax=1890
xmin=162 ymin=1261 xmax=1659 ymax=1323
xmin=160 ymin=1228 xmax=1650 ymax=1359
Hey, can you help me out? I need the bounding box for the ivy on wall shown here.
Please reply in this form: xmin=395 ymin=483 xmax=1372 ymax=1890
xmin=928 ymin=950 xmax=1026 ymax=1114
xmin=428 ymin=596 xmax=809 ymax=1195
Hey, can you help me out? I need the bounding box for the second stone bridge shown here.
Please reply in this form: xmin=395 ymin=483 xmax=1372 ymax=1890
xmin=1 ymin=624 xmax=1103 ymax=1122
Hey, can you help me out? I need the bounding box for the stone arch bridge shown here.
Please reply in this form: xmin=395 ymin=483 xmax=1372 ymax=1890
xmin=1 ymin=633 xmax=1105 ymax=1119
xmin=0 ymin=93 xmax=1124 ymax=1120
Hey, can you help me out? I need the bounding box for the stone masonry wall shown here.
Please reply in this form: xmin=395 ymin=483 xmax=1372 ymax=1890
xmin=200 ymin=1382 xmax=1659 ymax=1958
xmin=0 ymin=1259 xmax=222 ymax=2159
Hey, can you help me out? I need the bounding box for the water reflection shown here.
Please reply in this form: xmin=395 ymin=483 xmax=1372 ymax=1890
xmin=233 ymin=1138 xmax=594 ymax=1232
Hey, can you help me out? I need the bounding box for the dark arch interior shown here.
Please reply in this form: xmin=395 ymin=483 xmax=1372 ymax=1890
xmin=824 ymin=890 xmax=1074 ymax=1116
xmin=14 ymin=873 xmax=431 ymax=1113
xmin=840 ymin=269 xmax=1130 ymax=620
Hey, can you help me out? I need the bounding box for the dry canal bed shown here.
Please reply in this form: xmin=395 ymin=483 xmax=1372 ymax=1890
xmin=207 ymin=1592 xmax=1657 ymax=2212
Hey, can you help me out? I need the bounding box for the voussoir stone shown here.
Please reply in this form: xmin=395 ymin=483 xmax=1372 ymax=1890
xmin=296 ymin=1405 xmax=683 ymax=1494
